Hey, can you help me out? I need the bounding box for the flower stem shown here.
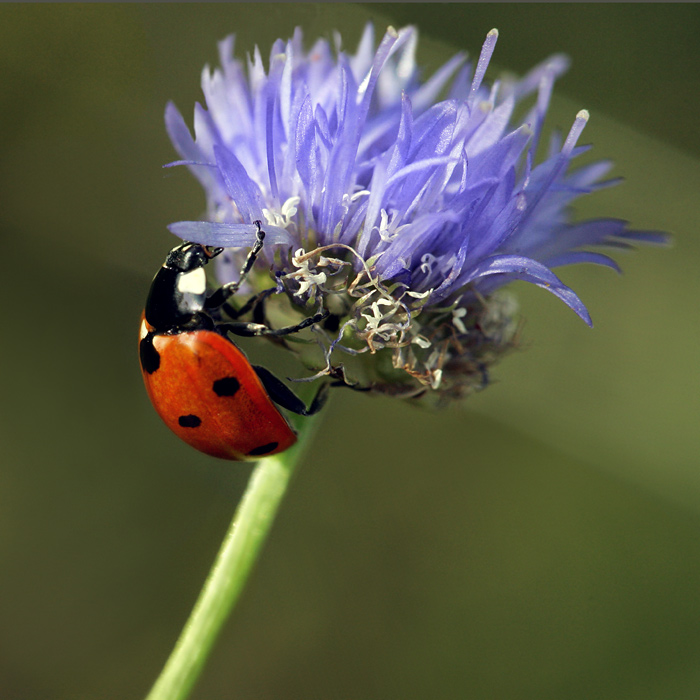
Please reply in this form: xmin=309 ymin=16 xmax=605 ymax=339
xmin=144 ymin=414 xmax=322 ymax=700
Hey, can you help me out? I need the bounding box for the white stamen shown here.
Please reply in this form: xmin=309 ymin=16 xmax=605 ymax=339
xmin=426 ymin=348 xmax=441 ymax=370
xmin=281 ymin=195 xmax=301 ymax=220
xmin=263 ymin=195 xmax=301 ymax=230
xmin=405 ymin=289 xmax=432 ymax=300
xmin=376 ymin=209 xmax=409 ymax=243
xmin=452 ymin=307 xmax=467 ymax=334
xmin=412 ymin=335 xmax=431 ymax=349
xmin=420 ymin=253 xmax=436 ymax=275
xmin=361 ymin=298 xmax=394 ymax=329
xmin=287 ymin=248 xmax=330 ymax=297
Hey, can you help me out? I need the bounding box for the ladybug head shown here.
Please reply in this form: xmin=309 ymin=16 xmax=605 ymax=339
xmin=165 ymin=243 xmax=223 ymax=272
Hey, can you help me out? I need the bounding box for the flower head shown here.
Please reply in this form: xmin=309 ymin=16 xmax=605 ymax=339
xmin=164 ymin=24 xmax=666 ymax=402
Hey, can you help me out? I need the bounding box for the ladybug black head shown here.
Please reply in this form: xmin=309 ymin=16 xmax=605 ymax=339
xmin=165 ymin=243 xmax=223 ymax=272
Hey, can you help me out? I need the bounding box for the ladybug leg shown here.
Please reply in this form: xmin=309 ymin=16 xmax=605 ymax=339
xmin=327 ymin=364 xmax=373 ymax=392
xmin=253 ymin=366 xmax=329 ymax=416
xmin=205 ymin=222 xmax=266 ymax=311
xmin=217 ymin=308 xmax=330 ymax=338
xmin=218 ymin=286 xmax=277 ymax=322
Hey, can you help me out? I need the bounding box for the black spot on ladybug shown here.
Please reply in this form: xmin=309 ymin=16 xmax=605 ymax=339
xmin=212 ymin=376 xmax=241 ymax=397
xmin=140 ymin=336 xmax=161 ymax=374
xmin=178 ymin=414 xmax=202 ymax=428
xmin=248 ymin=442 xmax=279 ymax=456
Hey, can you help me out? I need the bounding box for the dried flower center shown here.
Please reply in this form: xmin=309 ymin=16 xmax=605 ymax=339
xmin=245 ymin=242 xmax=520 ymax=403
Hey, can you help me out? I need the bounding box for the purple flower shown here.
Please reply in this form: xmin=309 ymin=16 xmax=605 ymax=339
xmin=164 ymin=24 xmax=666 ymax=401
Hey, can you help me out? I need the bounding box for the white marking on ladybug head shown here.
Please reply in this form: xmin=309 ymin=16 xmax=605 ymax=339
xmin=177 ymin=267 xmax=206 ymax=295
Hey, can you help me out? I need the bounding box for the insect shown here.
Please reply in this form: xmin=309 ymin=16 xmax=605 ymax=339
xmin=139 ymin=222 xmax=328 ymax=460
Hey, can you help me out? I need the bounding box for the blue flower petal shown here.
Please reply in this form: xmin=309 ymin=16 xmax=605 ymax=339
xmin=213 ymin=145 xmax=265 ymax=222
xmin=164 ymin=101 xmax=201 ymax=162
xmin=168 ymin=221 xmax=293 ymax=247
xmin=165 ymin=23 xmax=666 ymax=333
xmin=544 ymin=251 xmax=622 ymax=272
xmin=465 ymin=254 xmax=593 ymax=326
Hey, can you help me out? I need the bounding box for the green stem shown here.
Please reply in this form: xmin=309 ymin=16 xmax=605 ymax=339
xmin=144 ymin=414 xmax=321 ymax=700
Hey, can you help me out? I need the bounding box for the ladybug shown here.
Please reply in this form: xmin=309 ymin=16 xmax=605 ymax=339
xmin=139 ymin=222 xmax=328 ymax=460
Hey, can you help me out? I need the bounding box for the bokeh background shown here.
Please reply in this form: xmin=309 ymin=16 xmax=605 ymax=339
xmin=2 ymin=4 xmax=699 ymax=699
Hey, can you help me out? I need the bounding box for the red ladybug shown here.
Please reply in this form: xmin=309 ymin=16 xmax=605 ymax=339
xmin=139 ymin=222 xmax=327 ymax=460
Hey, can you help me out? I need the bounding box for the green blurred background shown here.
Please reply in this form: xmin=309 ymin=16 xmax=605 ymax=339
xmin=1 ymin=4 xmax=699 ymax=699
